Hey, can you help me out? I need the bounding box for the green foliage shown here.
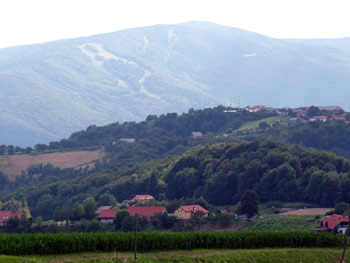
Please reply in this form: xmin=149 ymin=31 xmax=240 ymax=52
xmin=0 ymin=231 xmax=343 ymax=256
xmin=242 ymin=216 xmax=319 ymax=231
xmin=83 ymin=197 xmax=97 ymax=220
xmin=4 ymin=140 xmax=350 ymax=221
xmin=238 ymin=190 xmax=259 ymax=218
xmin=85 ymin=220 xmax=106 ymax=232
xmin=335 ymin=202 xmax=349 ymax=214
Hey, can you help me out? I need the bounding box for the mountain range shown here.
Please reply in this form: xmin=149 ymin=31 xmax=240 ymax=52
xmin=1 ymin=21 xmax=350 ymax=146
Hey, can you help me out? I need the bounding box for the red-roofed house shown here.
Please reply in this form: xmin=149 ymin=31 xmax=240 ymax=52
xmin=251 ymin=105 xmax=266 ymax=112
xmin=310 ymin=116 xmax=328 ymax=122
xmin=174 ymin=205 xmax=209 ymax=220
xmin=128 ymin=206 xmax=167 ymax=221
xmin=297 ymin=110 xmax=308 ymax=118
xmin=219 ymin=209 xmax=229 ymax=215
xmin=98 ymin=209 xmax=117 ymax=224
xmin=0 ymin=211 xmax=23 ymax=226
xmin=315 ymin=214 xmax=350 ymax=234
xmin=331 ymin=116 xmax=346 ymax=121
xmin=129 ymin=195 xmax=155 ymax=205
xmin=96 ymin=206 xmax=112 ymax=214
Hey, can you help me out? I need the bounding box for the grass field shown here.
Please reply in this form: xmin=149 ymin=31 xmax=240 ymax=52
xmin=241 ymin=215 xmax=319 ymax=231
xmin=235 ymin=116 xmax=288 ymax=132
xmin=1 ymin=248 xmax=349 ymax=263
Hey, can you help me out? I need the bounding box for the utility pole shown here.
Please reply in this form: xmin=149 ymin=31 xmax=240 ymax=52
xmin=134 ymin=213 xmax=138 ymax=263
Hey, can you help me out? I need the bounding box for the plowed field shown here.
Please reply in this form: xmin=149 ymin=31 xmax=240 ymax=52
xmin=0 ymin=150 xmax=103 ymax=180
xmin=279 ymin=208 xmax=332 ymax=216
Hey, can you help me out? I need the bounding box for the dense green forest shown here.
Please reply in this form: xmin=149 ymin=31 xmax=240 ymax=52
xmin=4 ymin=141 xmax=350 ymax=219
xmin=3 ymin=106 xmax=350 ymax=221
xmin=33 ymin=106 xmax=350 ymax=163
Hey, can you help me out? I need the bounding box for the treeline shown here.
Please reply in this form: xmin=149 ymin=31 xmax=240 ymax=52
xmin=287 ymin=121 xmax=350 ymax=157
xmin=0 ymin=144 xmax=33 ymax=155
xmin=6 ymin=141 xmax=350 ymax=219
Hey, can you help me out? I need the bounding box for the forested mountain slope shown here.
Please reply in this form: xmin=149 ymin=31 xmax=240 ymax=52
xmin=1 ymin=21 xmax=350 ymax=145
xmin=4 ymin=141 xmax=350 ymax=219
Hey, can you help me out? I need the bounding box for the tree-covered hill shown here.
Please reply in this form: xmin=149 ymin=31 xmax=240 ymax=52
xmin=44 ymin=106 xmax=275 ymax=167
xmin=245 ymin=120 xmax=350 ymax=158
xmin=4 ymin=140 xmax=350 ymax=219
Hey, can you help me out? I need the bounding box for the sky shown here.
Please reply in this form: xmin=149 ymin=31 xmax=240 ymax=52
xmin=0 ymin=0 xmax=350 ymax=48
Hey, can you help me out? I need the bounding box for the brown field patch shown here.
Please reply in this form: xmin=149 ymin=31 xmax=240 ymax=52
xmin=279 ymin=208 xmax=333 ymax=216
xmin=0 ymin=150 xmax=104 ymax=181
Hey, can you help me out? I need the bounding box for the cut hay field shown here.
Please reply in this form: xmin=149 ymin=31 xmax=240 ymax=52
xmin=1 ymin=248 xmax=349 ymax=263
xmin=280 ymin=208 xmax=332 ymax=216
xmin=0 ymin=150 xmax=103 ymax=180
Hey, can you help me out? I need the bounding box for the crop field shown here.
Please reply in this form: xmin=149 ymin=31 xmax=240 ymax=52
xmin=0 ymin=150 xmax=103 ymax=180
xmin=1 ymin=248 xmax=349 ymax=263
xmin=0 ymin=231 xmax=343 ymax=256
xmin=241 ymin=216 xmax=319 ymax=231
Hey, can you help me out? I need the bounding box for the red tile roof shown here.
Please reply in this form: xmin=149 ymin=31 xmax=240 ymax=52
xmin=252 ymin=105 xmax=265 ymax=111
xmin=0 ymin=211 xmax=23 ymax=223
xmin=98 ymin=209 xmax=117 ymax=219
xmin=332 ymin=116 xmax=346 ymax=121
xmin=321 ymin=214 xmax=349 ymax=230
xmin=312 ymin=116 xmax=328 ymax=120
xmin=96 ymin=206 xmax=112 ymax=213
xmin=135 ymin=195 xmax=154 ymax=201
xmin=128 ymin=206 xmax=166 ymax=219
xmin=179 ymin=205 xmax=209 ymax=214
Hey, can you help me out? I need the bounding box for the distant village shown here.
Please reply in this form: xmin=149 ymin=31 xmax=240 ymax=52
xmin=233 ymin=105 xmax=349 ymax=124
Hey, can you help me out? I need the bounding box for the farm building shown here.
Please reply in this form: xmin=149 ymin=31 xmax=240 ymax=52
xmin=98 ymin=209 xmax=117 ymax=224
xmin=174 ymin=205 xmax=209 ymax=220
xmin=0 ymin=210 xmax=23 ymax=226
xmin=128 ymin=206 xmax=167 ymax=221
xmin=315 ymin=214 xmax=350 ymax=234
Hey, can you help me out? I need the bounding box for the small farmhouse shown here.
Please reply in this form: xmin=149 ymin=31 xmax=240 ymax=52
xmin=96 ymin=206 xmax=112 ymax=214
xmin=128 ymin=206 xmax=167 ymax=221
xmin=0 ymin=211 xmax=23 ymax=226
xmin=191 ymin=132 xmax=203 ymax=138
xmin=174 ymin=205 xmax=209 ymax=220
xmin=120 ymin=138 xmax=136 ymax=143
xmin=98 ymin=209 xmax=117 ymax=224
xmin=309 ymin=116 xmax=328 ymax=122
xmin=129 ymin=194 xmax=155 ymax=205
xmin=315 ymin=214 xmax=350 ymax=234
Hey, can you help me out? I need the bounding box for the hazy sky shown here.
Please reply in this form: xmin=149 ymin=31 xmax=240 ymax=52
xmin=1 ymin=0 xmax=349 ymax=48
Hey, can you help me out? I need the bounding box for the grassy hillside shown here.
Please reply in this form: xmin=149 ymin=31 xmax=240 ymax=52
xmin=235 ymin=116 xmax=288 ymax=131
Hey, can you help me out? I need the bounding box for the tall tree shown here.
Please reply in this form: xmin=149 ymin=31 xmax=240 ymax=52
xmin=83 ymin=197 xmax=97 ymax=220
xmin=238 ymin=190 xmax=259 ymax=218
